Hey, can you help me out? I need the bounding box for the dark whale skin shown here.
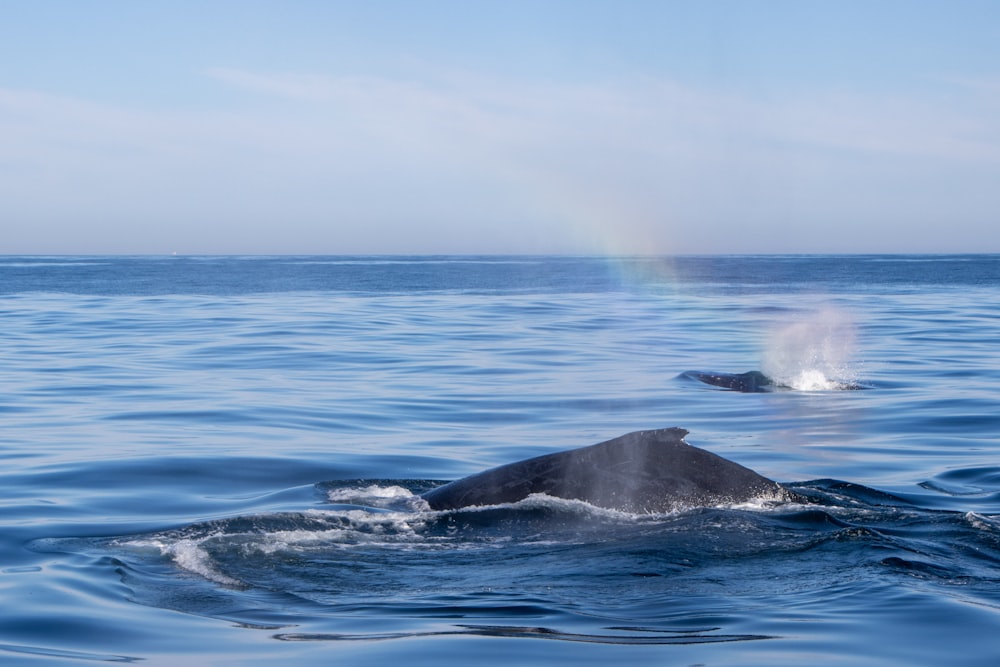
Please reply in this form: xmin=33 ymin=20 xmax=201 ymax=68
xmin=421 ymin=428 xmax=787 ymax=514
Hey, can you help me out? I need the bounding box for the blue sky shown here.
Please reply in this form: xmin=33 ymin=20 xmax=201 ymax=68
xmin=2 ymin=1 xmax=999 ymax=254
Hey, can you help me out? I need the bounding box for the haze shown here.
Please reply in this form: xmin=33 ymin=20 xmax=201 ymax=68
xmin=3 ymin=1 xmax=999 ymax=254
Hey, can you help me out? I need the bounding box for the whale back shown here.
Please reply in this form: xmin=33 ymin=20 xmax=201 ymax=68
xmin=421 ymin=428 xmax=785 ymax=514
xmin=682 ymin=370 xmax=773 ymax=392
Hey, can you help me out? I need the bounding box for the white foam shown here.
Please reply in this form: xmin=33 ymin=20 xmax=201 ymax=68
xmin=964 ymin=512 xmax=1000 ymax=532
xmin=119 ymin=506 xmax=441 ymax=587
xmin=327 ymin=484 xmax=414 ymax=501
xmin=126 ymin=537 xmax=243 ymax=587
xmin=510 ymin=492 xmax=642 ymax=518
xmin=116 ymin=486 xmax=800 ymax=588
xmin=326 ymin=485 xmax=430 ymax=511
xmin=440 ymin=490 xmax=793 ymax=519
xmin=725 ymin=488 xmax=797 ymax=511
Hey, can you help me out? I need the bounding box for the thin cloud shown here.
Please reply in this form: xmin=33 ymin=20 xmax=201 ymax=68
xmin=203 ymin=66 xmax=1000 ymax=163
xmin=3 ymin=65 xmax=1000 ymax=253
xmin=205 ymin=67 xmax=344 ymax=101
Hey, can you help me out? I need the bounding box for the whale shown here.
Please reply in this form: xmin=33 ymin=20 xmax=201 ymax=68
xmin=421 ymin=427 xmax=788 ymax=514
xmin=681 ymin=370 xmax=867 ymax=392
xmin=681 ymin=370 xmax=775 ymax=392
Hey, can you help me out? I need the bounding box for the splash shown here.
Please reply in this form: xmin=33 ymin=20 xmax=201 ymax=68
xmin=761 ymin=308 xmax=861 ymax=391
xmin=125 ymin=536 xmax=244 ymax=587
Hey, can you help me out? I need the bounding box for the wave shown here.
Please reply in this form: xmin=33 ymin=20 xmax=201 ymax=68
xmin=31 ymin=477 xmax=1000 ymax=647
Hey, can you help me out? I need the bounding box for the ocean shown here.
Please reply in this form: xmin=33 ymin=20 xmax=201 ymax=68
xmin=2 ymin=255 xmax=999 ymax=665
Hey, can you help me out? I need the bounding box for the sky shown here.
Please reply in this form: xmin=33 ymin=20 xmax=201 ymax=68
xmin=2 ymin=0 xmax=1000 ymax=255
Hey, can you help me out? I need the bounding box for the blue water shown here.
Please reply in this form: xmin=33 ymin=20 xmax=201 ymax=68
xmin=2 ymin=255 xmax=999 ymax=665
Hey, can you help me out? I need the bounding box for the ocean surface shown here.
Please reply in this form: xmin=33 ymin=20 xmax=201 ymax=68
xmin=2 ymin=254 xmax=999 ymax=665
